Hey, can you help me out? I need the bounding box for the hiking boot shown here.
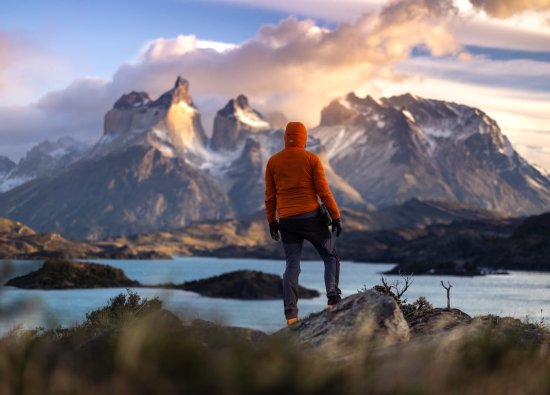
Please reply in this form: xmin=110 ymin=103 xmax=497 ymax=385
xmin=327 ymin=295 xmax=342 ymax=311
xmin=286 ymin=317 xmax=299 ymax=326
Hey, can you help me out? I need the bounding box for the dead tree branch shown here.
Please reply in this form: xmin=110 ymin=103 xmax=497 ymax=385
xmin=441 ymin=281 xmax=453 ymax=309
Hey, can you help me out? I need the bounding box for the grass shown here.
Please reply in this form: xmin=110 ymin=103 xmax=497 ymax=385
xmin=0 ymin=291 xmax=549 ymax=395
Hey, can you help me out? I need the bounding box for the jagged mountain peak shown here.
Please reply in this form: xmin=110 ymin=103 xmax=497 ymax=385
xmin=151 ymin=76 xmax=195 ymax=109
xmin=96 ymin=77 xmax=207 ymax=162
xmin=211 ymin=94 xmax=270 ymax=151
xmin=235 ymin=94 xmax=250 ymax=109
xmin=113 ymin=91 xmax=152 ymax=110
xmin=174 ymin=76 xmax=189 ymax=89
xmin=384 ymin=93 xmax=420 ymax=108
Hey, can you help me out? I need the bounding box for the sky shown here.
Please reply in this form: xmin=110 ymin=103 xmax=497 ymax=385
xmin=0 ymin=0 xmax=549 ymax=171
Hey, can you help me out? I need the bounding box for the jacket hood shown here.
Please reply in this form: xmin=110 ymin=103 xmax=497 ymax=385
xmin=284 ymin=122 xmax=307 ymax=148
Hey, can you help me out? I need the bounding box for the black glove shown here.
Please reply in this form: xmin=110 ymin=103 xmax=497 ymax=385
xmin=269 ymin=221 xmax=280 ymax=241
xmin=331 ymin=218 xmax=342 ymax=238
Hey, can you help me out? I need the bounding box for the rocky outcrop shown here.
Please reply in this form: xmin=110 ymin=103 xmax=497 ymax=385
xmin=178 ymin=270 xmax=319 ymax=300
xmin=5 ymin=259 xmax=139 ymax=289
xmin=279 ymin=290 xmax=410 ymax=353
xmin=98 ymin=77 xmax=207 ymax=162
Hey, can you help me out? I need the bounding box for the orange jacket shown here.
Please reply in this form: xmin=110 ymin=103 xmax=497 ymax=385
xmin=265 ymin=122 xmax=340 ymax=223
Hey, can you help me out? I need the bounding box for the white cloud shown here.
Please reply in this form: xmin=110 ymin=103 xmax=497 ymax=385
xmin=468 ymin=0 xmax=550 ymax=18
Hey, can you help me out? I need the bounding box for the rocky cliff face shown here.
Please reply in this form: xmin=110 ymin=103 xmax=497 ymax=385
xmin=312 ymin=93 xmax=550 ymax=215
xmin=94 ymin=77 xmax=207 ymax=165
xmin=210 ymin=95 xmax=270 ymax=151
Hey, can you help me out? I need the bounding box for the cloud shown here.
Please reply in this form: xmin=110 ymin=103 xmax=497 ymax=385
xmin=0 ymin=0 xmax=461 ymax=161
xmin=468 ymin=0 xmax=550 ymax=18
xmin=0 ymin=31 xmax=69 ymax=106
xmin=113 ymin=0 xmax=458 ymax=124
xmin=450 ymin=16 xmax=550 ymax=51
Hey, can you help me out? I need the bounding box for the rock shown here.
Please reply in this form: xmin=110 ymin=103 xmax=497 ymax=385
xmin=5 ymin=259 xmax=140 ymax=289
xmin=179 ymin=270 xmax=320 ymax=300
xmin=278 ymin=289 xmax=410 ymax=354
xmin=403 ymin=307 xmax=473 ymax=336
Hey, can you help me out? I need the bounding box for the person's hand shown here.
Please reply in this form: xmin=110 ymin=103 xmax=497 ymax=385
xmin=269 ymin=221 xmax=280 ymax=241
xmin=331 ymin=218 xmax=342 ymax=237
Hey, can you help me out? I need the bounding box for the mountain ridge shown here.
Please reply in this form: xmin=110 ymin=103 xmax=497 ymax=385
xmin=0 ymin=76 xmax=548 ymax=239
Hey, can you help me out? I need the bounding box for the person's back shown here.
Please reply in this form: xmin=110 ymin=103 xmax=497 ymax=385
xmin=265 ymin=122 xmax=342 ymax=326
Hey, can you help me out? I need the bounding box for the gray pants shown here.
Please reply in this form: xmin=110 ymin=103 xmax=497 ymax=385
xmin=279 ymin=211 xmax=341 ymax=319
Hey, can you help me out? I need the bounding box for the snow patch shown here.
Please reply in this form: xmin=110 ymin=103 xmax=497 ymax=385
xmin=152 ymin=127 xmax=169 ymax=143
xmin=377 ymin=121 xmax=386 ymax=128
xmin=49 ymin=147 xmax=68 ymax=158
xmin=235 ymin=108 xmax=269 ymax=129
xmin=98 ymin=134 xmax=117 ymax=146
xmin=423 ymin=127 xmax=453 ymax=139
xmin=0 ymin=175 xmax=33 ymax=193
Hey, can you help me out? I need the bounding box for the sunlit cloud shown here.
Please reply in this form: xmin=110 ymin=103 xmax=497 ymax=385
xmin=468 ymin=0 xmax=550 ymax=18
xmin=0 ymin=0 xmax=460 ymax=160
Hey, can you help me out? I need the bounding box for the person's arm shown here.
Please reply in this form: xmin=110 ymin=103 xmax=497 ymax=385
xmin=265 ymin=159 xmax=277 ymax=223
xmin=312 ymin=155 xmax=340 ymax=221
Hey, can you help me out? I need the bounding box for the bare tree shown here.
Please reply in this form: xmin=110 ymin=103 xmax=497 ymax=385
xmin=380 ymin=274 xmax=414 ymax=303
xmin=441 ymin=281 xmax=453 ymax=309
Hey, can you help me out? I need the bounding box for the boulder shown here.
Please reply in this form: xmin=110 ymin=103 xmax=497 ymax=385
xmin=278 ymin=289 xmax=410 ymax=355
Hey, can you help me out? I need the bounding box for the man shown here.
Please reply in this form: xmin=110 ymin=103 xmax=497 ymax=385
xmin=265 ymin=121 xmax=342 ymax=326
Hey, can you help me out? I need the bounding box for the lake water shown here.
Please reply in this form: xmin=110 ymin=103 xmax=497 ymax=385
xmin=1 ymin=257 xmax=549 ymax=334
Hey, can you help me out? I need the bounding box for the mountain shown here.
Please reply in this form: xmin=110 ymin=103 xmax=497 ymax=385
xmin=206 ymin=94 xmax=366 ymax=215
xmin=0 ymin=137 xmax=89 ymax=192
xmin=91 ymin=76 xmax=207 ymax=164
xmin=210 ymin=94 xmax=270 ymax=151
xmin=0 ymin=78 xmax=232 ymax=239
xmin=311 ymin=93 xmax=550 ymax=215
xmin=1 ymin=78 xmax=547 ymax=239
xmin=0 ymin=156 xmax=15 ymax=178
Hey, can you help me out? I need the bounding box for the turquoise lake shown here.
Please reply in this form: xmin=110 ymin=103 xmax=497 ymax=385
xmin=0 ymin=257 xmax=549 ymax=334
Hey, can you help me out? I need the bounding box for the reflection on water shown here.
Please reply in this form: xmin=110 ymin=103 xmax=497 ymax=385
xmin=1 ymin=257 xmax=549 ymax=334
